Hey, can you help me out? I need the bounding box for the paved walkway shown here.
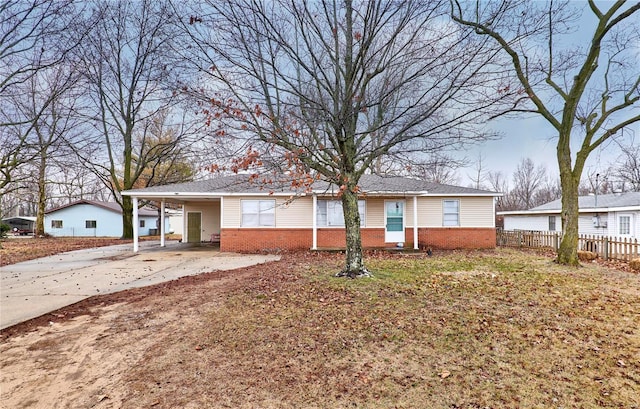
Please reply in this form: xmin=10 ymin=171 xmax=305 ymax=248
xmin=0 ymin=241 xmax=279 ymax=329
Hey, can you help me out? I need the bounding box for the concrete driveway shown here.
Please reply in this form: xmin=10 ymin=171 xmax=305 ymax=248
xmin=0 ymin=241 xmax=280 ymax=329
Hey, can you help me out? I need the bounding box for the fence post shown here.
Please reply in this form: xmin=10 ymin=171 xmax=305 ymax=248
xmin=603 ymin=237 xmax=608 ymax=260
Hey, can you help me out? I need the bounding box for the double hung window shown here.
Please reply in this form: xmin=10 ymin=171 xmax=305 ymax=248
xmin=242 ymin=200 xmax=276 ymax=227
xmin=316 ymin=200 xmax=365 ymax=227
xmin=443 ymin=200 xmax=460 ymax=226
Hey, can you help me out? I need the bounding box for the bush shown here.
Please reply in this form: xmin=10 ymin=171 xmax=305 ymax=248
xmin=630 ymin=258 xmax=640 ymax=272
xmin=0 ymin=223 xmax=10 ymax=238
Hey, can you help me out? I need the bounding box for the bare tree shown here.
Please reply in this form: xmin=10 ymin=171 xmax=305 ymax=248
xmin=452 ymin=0 xmax=640 ymax=265
xmin=0 ymin=0 xmax=82 ymax=215
xmin=613 ymin=141 xmax=640 ymax=191
xmin=487 ymin=170 xmax=516 ymax=212
xmin=73 ymin=0 xmax=191 ymax=239
xmin=533 ymin=176 xmax=562 ymax=207
xmin=468 ymin=153 xmax=488 ymax=190
xmin=511 ymin=158 xmax=547 ymax=209
xmin=184 ymin=0 xmax=514 ymax=276
xmin=12 ymin=62 xmax=81 ymax=234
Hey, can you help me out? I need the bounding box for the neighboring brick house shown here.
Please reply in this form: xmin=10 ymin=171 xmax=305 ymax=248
xmin=122 ymin=174 xmax=501 ymax=253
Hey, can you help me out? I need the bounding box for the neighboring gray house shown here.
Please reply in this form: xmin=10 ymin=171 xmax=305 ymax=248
xmin=44 ymin=200 xmax=166 ymax=237
xmin=499 ymin=192 xmax=640 ymax=239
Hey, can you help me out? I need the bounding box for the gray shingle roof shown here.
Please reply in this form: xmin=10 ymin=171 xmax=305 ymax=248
xmin=45 ymin=200 xmax=158 ymax=216
xmin=124 ymin=173 xmax=498 ymax=196
xmin=531 ymin=192 xmax=640 ymax=211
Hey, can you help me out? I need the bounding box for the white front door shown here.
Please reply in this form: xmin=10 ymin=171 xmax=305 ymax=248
xmin=385 ymin=200 xmax=405 ymax=243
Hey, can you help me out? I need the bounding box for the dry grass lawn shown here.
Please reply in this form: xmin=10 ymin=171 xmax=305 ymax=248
xmin=1 ymin=247 xmax=639 ymax=408
xmin=0 ymin=237 xmax=127 ymax=266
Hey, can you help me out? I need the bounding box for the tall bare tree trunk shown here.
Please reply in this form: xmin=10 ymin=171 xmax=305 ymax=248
xmin=121 ymin=195 xmax=133 ymax=239
xmin=338 ymin=185 xmax=366 ymax=278
xmin=35 ymin=149 xmax=47 ymax=237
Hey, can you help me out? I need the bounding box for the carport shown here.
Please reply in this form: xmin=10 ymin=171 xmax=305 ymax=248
xmin=122 ymin=192 xmax=222 ymax=253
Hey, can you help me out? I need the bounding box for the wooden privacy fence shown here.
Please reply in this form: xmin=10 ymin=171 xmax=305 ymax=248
xmin=496 ymin=230 xmax=640 ymax=262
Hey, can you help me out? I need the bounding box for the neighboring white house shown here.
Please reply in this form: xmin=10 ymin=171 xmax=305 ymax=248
xmin=499 ymin=192 xmax=640 ymax=239
xmin=166 ymin=207 xmax=183 ymax=235
xmin=44 ymin=200 xmax=167 ymax=237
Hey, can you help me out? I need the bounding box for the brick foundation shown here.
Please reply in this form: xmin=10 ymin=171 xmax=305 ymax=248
xmin=220 ymin=228 xmax=312 ymax=252
xmin=418 ymin=227 xmax=496 ymax=250
xmin=221 ymin=227 xmax=496 ymax=252
xmin=317 ymin=228 xmax=388 ymax=248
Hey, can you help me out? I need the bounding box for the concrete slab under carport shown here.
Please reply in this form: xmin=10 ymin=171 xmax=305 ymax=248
xmin=0 ymin=240 xmax=279 ymax=329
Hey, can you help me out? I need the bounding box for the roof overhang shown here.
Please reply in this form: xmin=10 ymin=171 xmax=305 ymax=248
xmin=123 ymin=190 xmax=502 ymax=201
xmin=498 ymin=205 xmax=640 ymax=216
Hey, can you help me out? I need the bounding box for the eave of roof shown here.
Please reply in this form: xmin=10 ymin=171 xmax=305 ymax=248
xmin=498 ymin=205 xmax=640 ymax=216
xmin=45 ymin=199 xmax=158 ymax=217
xmin=122 ymin=174 xmax=501 ymax=198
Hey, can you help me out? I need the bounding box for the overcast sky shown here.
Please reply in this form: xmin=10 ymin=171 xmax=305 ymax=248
xmin=454 ymin=0 xmax=638 ymax=185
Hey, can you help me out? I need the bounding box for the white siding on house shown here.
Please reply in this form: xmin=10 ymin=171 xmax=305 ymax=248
xmin=416 ymin=197 xmax=441 ymax=226
xmin=183 ymin=201 xmax=220 ymax=241
xmin=222 ymin=196 xmax=314 ymax=228
xmin=459 ymin=197 xmax=495 ymax=227
xmin=224 ymin=197 xmax=241 ymax=227
xmin=578 ymin=213 xmax=606 ymax=236
xmin=503 ymin=215 xmax=550 ymax=231
xmin=503 ymin=210 xmax=639 ymax=239
xmin=417 ymin=197 xmax=495 ymax=228
xmin=611 ymin=211 xmax=639 ymax=237
xmin=45 ymin=204 xmax=123 ymax=237
xmin=365 ymin=198 xmax=385 ymax=227
xmin=277 ymin=197 xmax=313 ymax=228
xmin=44 ymin=203 xmax=162 ymax=237
xmin=218 ymin=195 xmax=496 ymax=230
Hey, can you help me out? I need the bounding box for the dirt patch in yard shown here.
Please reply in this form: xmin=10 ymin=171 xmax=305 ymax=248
xmin=1 ymin=249 xmax=639 ymax=409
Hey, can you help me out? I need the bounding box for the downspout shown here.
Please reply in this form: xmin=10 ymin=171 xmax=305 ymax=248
xmin=413 ymin=196 xmax=418 ymax=250
xmin=133 ymin=197 xmax=139 ymax=252
xmin=160 ymin=200 xmax=165 ymax=247
xmin=220 ymin=197 xmax=224 ymax=248
xmin=312 ymin=194 xmax=318 ymax=250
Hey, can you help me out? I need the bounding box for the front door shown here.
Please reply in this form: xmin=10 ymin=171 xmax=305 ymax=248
xmin=187 ymin=212 xmax=201 ymax=243
xmin=385 ymin=200 xmax=405 ymax=243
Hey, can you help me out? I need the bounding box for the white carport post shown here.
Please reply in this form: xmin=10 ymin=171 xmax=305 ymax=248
xmin=312 ymin=194 xmax=318 ymax=250
xmin=160 ymin=200 xmax=166 ymax=247
xmin=133 ymin=197 xmax=139 ymax=252
xmin=413 ymin=196 xmax=418 ymax=250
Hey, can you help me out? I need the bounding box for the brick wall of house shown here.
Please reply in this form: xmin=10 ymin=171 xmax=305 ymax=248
xmin=317 ymin=228 xmax=387 ymax=248
xmin=221 ymin=228 xmax=312 ymax=252
xmin=417 ymin=227 xmax=496 ymax=249
xmin=221 ymin=227 xmax=496 ymax=252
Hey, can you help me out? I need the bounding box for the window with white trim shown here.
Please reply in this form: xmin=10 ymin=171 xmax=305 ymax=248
xmin=85 ymin=220 xmax=97 ymax=228
xmin=548 ymin=216 xmax=556 ymax=231
xmin=618 ymin=214 xmax=631 ymax=235
xmin=316 ymin=200 xmax=365 ymax=227
xmin=51 ymin=220 xmax=63 ymax=228
xmin=241 ymin=200 xmax=276 ymax=227
xmin=443 ymin=200 xmax=460 ymax=226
